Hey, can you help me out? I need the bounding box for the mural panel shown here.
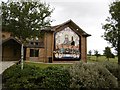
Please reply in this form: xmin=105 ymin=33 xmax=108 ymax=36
xmin=54 ymin=27 xmax=80 ymax=59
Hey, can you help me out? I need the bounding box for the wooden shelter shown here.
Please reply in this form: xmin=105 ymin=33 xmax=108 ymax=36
xmin=2 ymin=37 xmax=22 ymax=61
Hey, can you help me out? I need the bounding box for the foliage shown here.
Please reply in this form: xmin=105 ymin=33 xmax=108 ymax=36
xmin=88 ymin=50 xmax=92 ymax=56
xmin=40 ymin=66 xmax=70 ymax=89
xmin=102 ymin=61 xmax=119 ymax=78
xmin=2 ymin=1 xmax=53 ymax=69
xmin=25 ymin=62 xmax=72 ymax=68
xmin=94 ymin=50 xmax=100 ymax=57
xmin=102 ymin=0 xmax=120 ymax=64
xmin=94 ymin=50 xmax=100 ymax=61
xmin=2 ymin=64 xmax=70 ymax=89
xmin=2 ymin=1 xmax=53 ymax=41
xmin=103 ymin=46 xmax=115 ymax=60
xmin=87 ymin=50 xmax=92 ymax=60
xmin=2 ymin=64 xmax=40 ymax=89
xmin=3 ymin=62 xmax=119 ymax=89
xmin=69 ymin=62 xmax=118 ymax=89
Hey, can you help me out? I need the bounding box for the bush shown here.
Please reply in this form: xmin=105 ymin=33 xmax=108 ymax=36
xmin=69 ymin=62 xmax=118 ymax=89
xmin=39 ymin=66 xmax=70 ymax=89
xmin=3 ymin=62 xmax=118 ymax=89
xmin=2 ymin=64 xmax=70 ymax=89
xmin=2 ymin=64 xmax=40 ymax=89
xmin=102 ymin=61 xmax=119 ymax=78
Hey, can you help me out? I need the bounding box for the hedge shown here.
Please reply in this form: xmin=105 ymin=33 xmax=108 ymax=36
xmin=69 ymin=62 xmax=118 ymax=89
xmin=2 ymin=62 xmax=118 ymax=89
xmin=102 ymin=61 xmax=119 ymax=78
xmin=2 ymin=64 xmax=70 ymax=89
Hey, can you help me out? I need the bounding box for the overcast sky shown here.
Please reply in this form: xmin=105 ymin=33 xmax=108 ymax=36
xmin=1 ymin=0 xmax=116 ymax=54
xmin=43 ymin=0 xmax=115 ymax=54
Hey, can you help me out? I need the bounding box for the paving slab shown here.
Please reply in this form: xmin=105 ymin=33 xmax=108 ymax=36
xmin=0 ymin=61 xmax=16 ymax=74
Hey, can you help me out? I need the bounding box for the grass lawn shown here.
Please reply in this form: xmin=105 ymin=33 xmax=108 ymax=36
xmin=24 ymin=56 xmax=118 ymax=68
xmin=25 ymin=61 xmax=72 ymax=68
xmin=87 ymin=56 xmax=118 ymax=63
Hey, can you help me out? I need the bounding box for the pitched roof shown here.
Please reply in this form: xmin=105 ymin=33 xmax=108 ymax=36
xmin=2 ymin=37 xmax=22 ymax=45
xmin=51 ymin=19 xmax=91 ymax=37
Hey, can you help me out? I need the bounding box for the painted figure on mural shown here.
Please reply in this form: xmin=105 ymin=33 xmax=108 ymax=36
xmin=63 ymin=34 xmax=70 ymax=45
xmin=55 ymin=27 xmax=80 ymax=59
xmin=71 ymin=36 xmax=75 ymax=47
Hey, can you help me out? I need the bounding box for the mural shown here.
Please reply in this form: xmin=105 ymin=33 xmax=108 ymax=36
xmin=54 ymin=27 xmax=80 ymax=59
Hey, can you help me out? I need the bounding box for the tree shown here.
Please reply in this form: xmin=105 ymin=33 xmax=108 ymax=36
xmin=88 ymin=50 xmax=92 ymax=60
xmin=94 ymin=50 xmax=100 ymax=61
xmin=2 ymin=1 xmax=53 ymax=69
xmin=102 ymin=0 xmax=120 ymax=64
xmin=103 ymin=46 xmax=115 ymax=61
xmin=88 ymin=50 xmax=92 ymax=56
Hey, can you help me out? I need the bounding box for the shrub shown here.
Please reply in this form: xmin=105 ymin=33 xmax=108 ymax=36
xmin=2 ymin=64 xmax=40 ymax=89
xmin=2 ymin=64 xmax=70 ymax=89
xmin=102 ymin=61 xmax=119 ymax=78
xmin=69 ymin=62 xmax=118 ymax=89
xmin=3 ymin=62 xmax=118 ymax=89
xmin=39 ymin=66 xmax=70 ymax=89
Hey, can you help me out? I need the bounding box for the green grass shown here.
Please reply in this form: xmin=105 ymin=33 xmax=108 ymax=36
xmin=87 ymin=56 xmax=118 ymax=63
xmin=25 ymin=61 xmax=72 ymax=68
xmin=24 ymin=56 xmax=118 ymax=68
